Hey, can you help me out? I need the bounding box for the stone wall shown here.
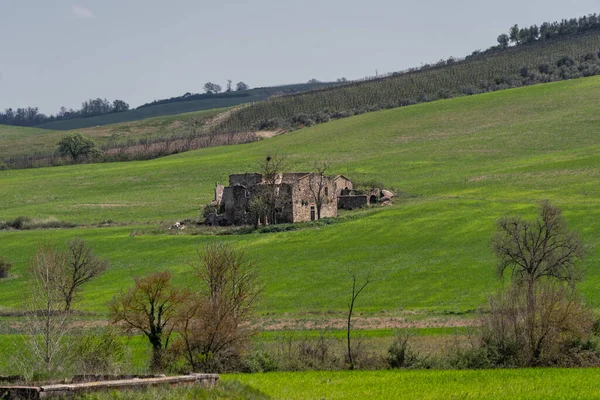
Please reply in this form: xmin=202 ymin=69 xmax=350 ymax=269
xmin=291 ymin=174 xmax=338 ymax=222
xmin=0 ymin=374 xmax=219 ymax=400
xmin=333 ymin=176 xmax=353 ymax=196
xmin=229 ymin=173 xmax=262 ymax=187
xmin=338 ymin=195 xmax=369 ymax=210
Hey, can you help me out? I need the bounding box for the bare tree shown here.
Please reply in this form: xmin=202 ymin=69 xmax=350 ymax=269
xmin=109 ymin=271 xmax=187 ymax=370
xmin=61 ymin=239 xmax=109 ymax=312
xmin=346 ymin=269 xmax=371 ymax=370
xmin=492 ymin=201 xmax=585 ymax=365
xmin=174 ymin=243 xmax=260 ymax=371
xmin=494 ymin=201 xmax=583 ymax=299
xmin=19 ymin=244 xmax=71 ymax=377
xmin=308 ymin=161 xmax=331 ymax=220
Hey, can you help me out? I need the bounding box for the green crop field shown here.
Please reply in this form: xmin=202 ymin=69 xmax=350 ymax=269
xmin=224 ymin=368 xmax=600 ymax=399
xmin=1 ymin=76 xmax=600 ymax=317
xmin=0 ymin=108 xmax=225 ymax=158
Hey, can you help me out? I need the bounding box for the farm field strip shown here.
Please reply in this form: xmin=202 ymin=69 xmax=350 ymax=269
xmin=224 ymin=368 xmax=600 ymax=399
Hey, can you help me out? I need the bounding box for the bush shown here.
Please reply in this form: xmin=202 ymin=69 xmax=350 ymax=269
xmin=291 ymin=114 xmax=314 ymax=127
xmin=556 ymin=55 xmax=575 ymax=67
xmin=245 ymin=351 xmax=279 ymax=373
xmin=0 ymin=161 xmax=9 ymax=171
xmin=478 ymin=283 xmax=596 ymax=367
xmin=387 ymin=331 xmax=421 ymax=369
xmin=0 ymin=257 xmax=12 ymax=278
xmin=71 ymin=329 xmax=125 ymax=375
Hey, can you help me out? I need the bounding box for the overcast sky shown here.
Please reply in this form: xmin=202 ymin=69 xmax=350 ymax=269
xmin=1 ymin=0 xmax=599 ymax=114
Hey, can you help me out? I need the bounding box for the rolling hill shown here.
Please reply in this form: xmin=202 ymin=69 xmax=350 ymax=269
xmin=0 ymin=76 xmax=599 ymax=317
xmin=31 ymin=82 xmax=340 ymax=131
xmin=216 ymin=32 xmax=600 ymax=133
xmin=0 ymin=108 xmax=226 ymax=158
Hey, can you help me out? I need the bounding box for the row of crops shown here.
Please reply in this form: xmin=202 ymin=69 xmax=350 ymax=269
xmin=215 ymin=33 xmax=600 ymax=133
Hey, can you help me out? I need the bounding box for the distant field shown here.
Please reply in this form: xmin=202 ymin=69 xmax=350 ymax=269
xmin=225 ymin=369 xmax=600 ymax=399
xmin=0 ymin=108 xmax=224 ymax=158
xmin=33 ymin=82 xmax=339 ymax=131
xmin=1 ymin=77 xmax=600 ymax=317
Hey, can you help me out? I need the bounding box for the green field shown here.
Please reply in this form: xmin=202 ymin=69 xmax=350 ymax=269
xmin=0 ymin=108 xmax=226 ymax=158
xmin=1 ymin=76 xmax=600 ymax=316
xmin=224 ymin=369 xmax=600 ymax=399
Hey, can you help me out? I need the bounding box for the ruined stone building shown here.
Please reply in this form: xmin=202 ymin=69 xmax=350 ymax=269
xmin=212 ymin=172 xmax=355 ymax=225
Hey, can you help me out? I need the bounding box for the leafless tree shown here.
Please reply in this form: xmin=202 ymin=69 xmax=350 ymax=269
xmin=17 ymin=244 xmax=72 ymax=377
xmin=491 ymin=200 xmax=585 ymax=365
xmin=308 ymin=161 xmax=331 ymax=220
xmin=346 ymin=269 xmax=371 ymax=370
xmin=61 ymin=239 xmax=109 ymax=312
xmin=174 ymin=243 xmax=260 ymax=371
xmin=109 ymin=271 xmax=187 ymax=370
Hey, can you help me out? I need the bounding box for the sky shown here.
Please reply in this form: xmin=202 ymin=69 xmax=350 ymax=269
xmin=1 ymin=0 xmax=599 ymax=114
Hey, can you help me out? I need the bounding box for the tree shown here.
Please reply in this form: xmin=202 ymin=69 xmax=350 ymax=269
xmin=57 ymin=133 xmax=100 ymax=162
xmin=346 ymin=269 xmax=371 ymax=370
xmin=226 ymin=80 xmax=233 ymax=92
xmin=509 ymin=24 xmax=520 ymax=44
xmin=492 ymin=201 xmax=585 ymax=365
xmin=494 ymin=201 xmax=583 ymax=295
xmin=174 ymin=243 xmax=260 ymax=371
xmin=20 ymin=244 xmax=72 ymax=376
xmin=337 ymin=77 xmax=348 ymax=83
xmin=109 ymin=271 xmax=187 ymax=370
xmin=203 ymin=82 xmax=222 ymax=94
xmin=307 ymin=161 xmax=331 ymax=220
xmin=497 ymin=34 xmax=510 ymax=48
xmin=253 ymin=154 xmax=290 ymax=225
xmin=307 ymin=78 xmax=321 ymax=84
xmin=111 ymin=99 xmax=130 ymax=113
xmin=235 ymin=81 xmax=249 ymax=91
xmin=60 ymin=239 xmax=109 ymax=312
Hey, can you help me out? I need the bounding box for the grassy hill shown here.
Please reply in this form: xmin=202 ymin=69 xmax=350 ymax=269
xmin=33 ymin=82 xmax=339 ymax=131
xmin=1 ymin=76 xmax=599 ymax=317
xmin=217 ymin=33 xmax=600 ymax=132
xmin=0 ymin=108 xmax=225 ymax=158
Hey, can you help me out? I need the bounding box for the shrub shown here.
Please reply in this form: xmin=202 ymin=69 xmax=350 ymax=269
xmin=291 ymin=114 xmax=314 ymax=127
xmin=0 ymin=161 xmax=9 ymax=171
xmin=539 ymin=63 xmax=550 ymax=73
xmin=71 ymin=329 xmax=125 ymax=375
xmin=245 ymin=351 xmax=279 ymax=373
xmin=479 ymin=283 xmax=595 ymax=367
xmin=556 ymin=55 xmax=575 ymax=67
xmin=0 ymin=257 xmax=12 ymax=278
xmin=387 ymin=330 xmax=421 ymax=369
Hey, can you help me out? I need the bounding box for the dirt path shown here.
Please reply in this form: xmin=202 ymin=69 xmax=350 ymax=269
xmin=253 ymin=316 xmax=478 ymax=331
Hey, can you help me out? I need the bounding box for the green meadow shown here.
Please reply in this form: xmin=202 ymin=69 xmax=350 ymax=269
xmin=224 ymin=368 xmax=600 ymax=399
xmin=1 ymin=76 xmax=600 ymax=316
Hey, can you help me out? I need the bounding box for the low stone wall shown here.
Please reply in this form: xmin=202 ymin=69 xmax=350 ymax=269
xmin=0 ymin=374 xmax=219 ymax=399
xmin=338 ymin=194 xmax=369 ymax=210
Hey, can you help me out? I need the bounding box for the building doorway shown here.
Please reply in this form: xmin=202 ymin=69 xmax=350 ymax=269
xmin=310 ymin=206 xmax=316 ymax=221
